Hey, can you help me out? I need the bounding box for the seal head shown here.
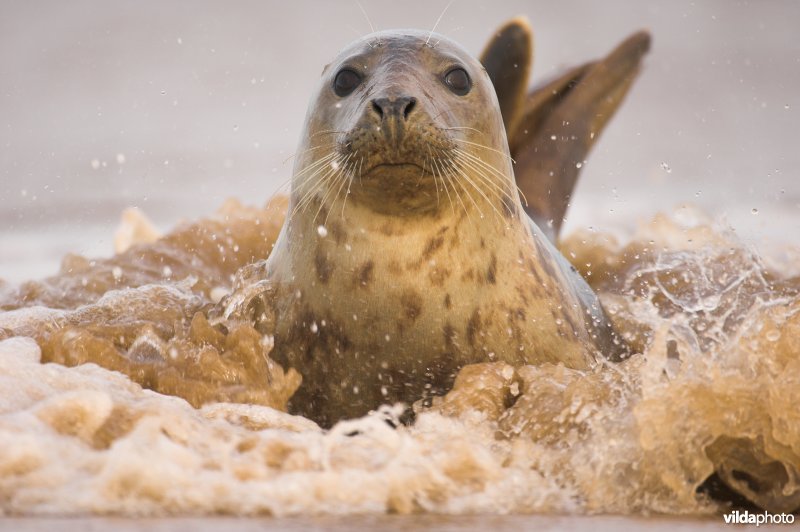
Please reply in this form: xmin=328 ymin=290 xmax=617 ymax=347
xmin=291 ymin=30 xmax=513 ymax=218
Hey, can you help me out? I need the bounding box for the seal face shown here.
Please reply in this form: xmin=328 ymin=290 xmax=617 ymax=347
xmin=264 ymin=30 xmax=626 ymax=426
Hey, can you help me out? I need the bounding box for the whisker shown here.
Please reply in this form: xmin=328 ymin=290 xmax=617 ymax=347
xmin=339 ymin=156 xmax=360 ymax=219
xmin=443 ymin=126 xmax=486 ymax=137
xmin=330 ymin=155 xmax=357 ymax=224
xmin=276 ymin=152 xmax=335 ymax=196
xmin=293 ymin=152 xmax=336 ymax=179
xmin=298 ymin=163 xmax=340 ymax=218
xmin=452 ymin=138 xmax=515 ymax=163
xmin=447 ymin=158 xmax=485 ymax=220
xmin=308 ymin=129 xmax=346 ymax=139
xmin=425 ymin=0 xmax=455 ymax=46
xmin=457 ymin=149 xmax=529 ymax=207
xmin=455 ymin=163 xmax=511 ymax=215
xmin=429 ymin=146 xmax=454 ymax=215
xmin=282 ymin=142 xmax=337 ymax=164
xmin=455 ymin=149 xmax=521 ymax=207
xmin=325 ymin=171 xmax=349 ymax=227
xmin=289 ymin=157 xmax=341 ymax=221
xmin=453 ymin=156 xmax=504 ymax=221
xmin=454 ymin=149 xmax=516 ymax=200
xmin=313 ymin=152 xmax=354 ymax=225
xmin=422 ymin=152 xmax=440 ymax=206
xmin=435 ymin=155 xmax=467 ymax=219
xmin=289 ymin=152 xmax=337 ymax=194
xmin=356 ymin=1 xmax=381 ymax=46
xmin=346 ymin=24 xmax=364 ymax=41
xmin=290 ymin=171 xmax=334 ymax=222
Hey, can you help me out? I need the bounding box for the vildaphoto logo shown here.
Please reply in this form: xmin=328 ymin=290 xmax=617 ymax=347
xmin=723 ymin=510 xmax=795 ymax=526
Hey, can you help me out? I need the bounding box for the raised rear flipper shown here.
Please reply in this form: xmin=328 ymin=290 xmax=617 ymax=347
xmin=481 ymin=20 xmax=651 ymax=241
xmin=479 ymin=16 xmax=533 ymax=138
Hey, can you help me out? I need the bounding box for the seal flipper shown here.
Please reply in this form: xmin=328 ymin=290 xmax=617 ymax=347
xmin=479 ymin=17 xmax=532 ymax=137
xmin=510 ymin=31 xmax=651 ymax=241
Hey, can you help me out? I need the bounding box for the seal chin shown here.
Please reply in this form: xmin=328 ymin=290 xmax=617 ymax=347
xmin=348 ymin=161 xmax=443 ymax=216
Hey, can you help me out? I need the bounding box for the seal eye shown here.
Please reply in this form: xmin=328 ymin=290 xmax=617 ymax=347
xmin=444 ymin=67 xmax=471 ymax=96
xmin=333 ymin=69 xmax=361 ymax=97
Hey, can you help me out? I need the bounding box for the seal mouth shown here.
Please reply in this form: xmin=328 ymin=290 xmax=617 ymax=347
xmin=363 ymin=162 xmax=427 ymax=176
xmin=360 ymin=162 xmax=436 ymax=185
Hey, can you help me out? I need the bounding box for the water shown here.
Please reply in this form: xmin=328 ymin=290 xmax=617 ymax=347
xmin=0 ymin=200 xmax=798 ymax=516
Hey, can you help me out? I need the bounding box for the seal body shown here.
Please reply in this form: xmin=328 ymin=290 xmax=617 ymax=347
xmin=263 ymin=30 xmax=625 ymax=425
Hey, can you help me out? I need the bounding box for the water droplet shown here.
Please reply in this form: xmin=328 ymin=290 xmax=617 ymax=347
xmin=550 ymin=135 xmax=557 ymax=140
xmin=786 ymin=104 xmax=791 ymax=110
xmin=116 ymin=153 xmax=126 ymax=165
xmin=317 ymin=225 xmax=328 ymax=237
xmin=575 ymin=162 xmax=583 ymax=169
xmin=310 ymin=322 xmax=318 ymax=333
xmin=660 ymin=162 xmax=672 ymax=173
xmin=111 ymin=266 xmax=123 ymax=281
xmin=766 ymin=330 xmax=780 ymax=342
xmin=751 ymin=208 xmax=758 ymax=215
xmin=90 ymin=159 xmax=100 ymax=170
xmin=209 ymin=286 xmax=227 ymax=304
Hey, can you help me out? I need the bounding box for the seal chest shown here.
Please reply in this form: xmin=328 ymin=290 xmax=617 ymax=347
xmin=263 ymin=29 xmax=626 ymax=425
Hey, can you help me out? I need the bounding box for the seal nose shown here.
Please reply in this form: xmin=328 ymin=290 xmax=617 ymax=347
xmin=371 ymin=96 xmax=417 ymax=121
xmin=370 ymin=96 xmax=417 ymax=148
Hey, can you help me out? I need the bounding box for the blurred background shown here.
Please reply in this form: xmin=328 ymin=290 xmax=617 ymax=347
xmin=1 ymin=0 xmax=798 ymax=282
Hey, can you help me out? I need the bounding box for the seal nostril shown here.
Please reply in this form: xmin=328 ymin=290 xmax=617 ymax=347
xmin=371 ymin=100 xmax=384 ymax=119
xmin=403 ymin=97 xmax=417 ymax=120
xmin=371 ymin=96 xmax=415 ymax=121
